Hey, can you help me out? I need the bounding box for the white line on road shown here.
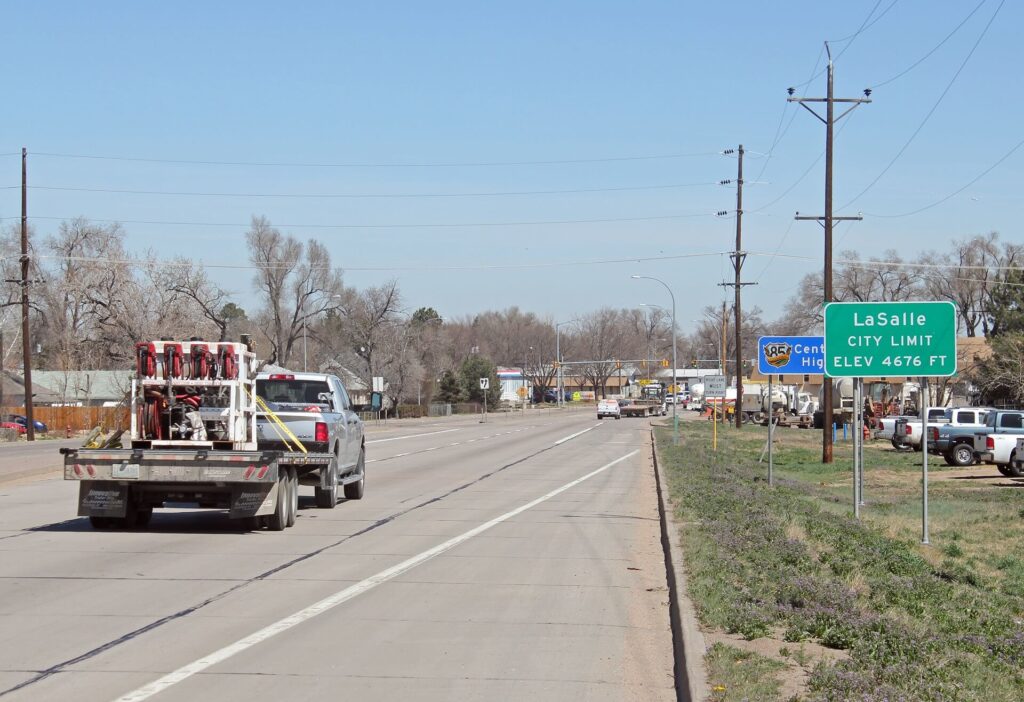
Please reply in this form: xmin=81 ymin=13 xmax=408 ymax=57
xmin=554 ymin=423 xmax=602 ymax=446
xmin=366 ymin=428 xmax=461 ymax=444
xmin=112 ymin=449 xmax=640 ymax=702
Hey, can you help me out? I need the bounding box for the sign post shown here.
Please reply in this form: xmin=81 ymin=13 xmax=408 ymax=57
xmin=479 ymin=377 xmax=489 ymax=420
xmin=824 ymin=301 xmax=956 ymax=542
xmin=704 ymin=374 xmax=727 ymax=451
xmin=757 ymin=336 xmax=825 ymax=486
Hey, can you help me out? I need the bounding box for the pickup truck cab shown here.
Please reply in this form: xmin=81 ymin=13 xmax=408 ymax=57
xmin=256 ymin=372 xmax=366 ymax=506
xmin=926 ymin=407 xmax=995 ymax=466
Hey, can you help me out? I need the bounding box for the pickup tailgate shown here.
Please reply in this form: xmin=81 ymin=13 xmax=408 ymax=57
xmin=256 ymin=409 xmax=334 ymax=453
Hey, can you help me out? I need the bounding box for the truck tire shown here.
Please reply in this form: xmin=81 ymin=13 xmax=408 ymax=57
xmin=89 ymin=516 xmax=113 ymax=529
xmin=315 ymin=454 xmax=339 ymax=509
xmin=267 ymin=469 xmax=290 ymax=531
xmin=949 ymin=443 xmax=975 ymax=468
xmin=344 ymin=448 xmax=365 ymax=500
xmin=1006 ymin=460 xmax=1023 ymax=478
xmin=997 ymin=464 xmax=1011 ymax=477
xmin=285 ymin=466 xmax=298 ymax=527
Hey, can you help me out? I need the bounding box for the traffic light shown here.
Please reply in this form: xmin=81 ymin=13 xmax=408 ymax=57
xmin=661 ymin=359 xmax=669 ymax=367
xmin=615 ymin=360 xmax=622 ymax=369
xmin=641 ymin=359 xmax=647 ymax=369
xmin=553 ymin=361 xmax=560 ymax=369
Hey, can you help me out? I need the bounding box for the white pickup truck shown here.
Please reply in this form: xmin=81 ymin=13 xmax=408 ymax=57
xmin=63 ymin=339 xmax=366 ymax=531
xmin=973 ymin=409 xmax=1024 ymax=477
xmin=891 ymin=408 xmax=949 ymax=451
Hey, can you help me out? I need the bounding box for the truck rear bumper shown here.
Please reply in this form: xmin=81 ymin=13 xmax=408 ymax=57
xmin=63 ymin=448 xmax=333 ymax=519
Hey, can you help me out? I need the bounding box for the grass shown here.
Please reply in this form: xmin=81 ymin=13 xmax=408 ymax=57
xmin=706 ymin=642 xmax=787 ymax=702
xmin=659 ymin=419 xmax=1024 ymax=701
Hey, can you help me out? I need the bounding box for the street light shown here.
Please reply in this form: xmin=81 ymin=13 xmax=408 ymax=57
xmin=633 ymin=275 xmax=678 ymax=445
xmin=555 ymin=319 xmax=578 ymax=408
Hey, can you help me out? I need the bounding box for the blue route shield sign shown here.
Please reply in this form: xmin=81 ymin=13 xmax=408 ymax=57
xmin=757 ymin=336 xmax=825 ymax=375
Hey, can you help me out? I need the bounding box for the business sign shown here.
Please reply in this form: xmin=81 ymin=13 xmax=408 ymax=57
xmin=823 ymin=301 xmax=957 ymax=378
xmin=372 ymin=376 xmax=385 ymax=392
xmin=704 ymin=374 xmax=727 ymax=398
xmin=757 ymin=336 xmax=824 ymax=375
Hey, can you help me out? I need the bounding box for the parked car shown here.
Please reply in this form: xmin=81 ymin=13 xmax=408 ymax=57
xmin=597 ymin=399 xmax=621 ymax=420
xmin=926 ymin=407 xmax=996 ymax=466
xmin=973 ymin=410 xmax=1024 ymax=477
xmin=0 ymin=421 xmax=26 ymax=435
xmin=4 ymin=414 xmax=48 ymax=433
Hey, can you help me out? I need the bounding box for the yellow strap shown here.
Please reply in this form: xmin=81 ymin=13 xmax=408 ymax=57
xmin=246 ymin=387 xmax=308 ymax=454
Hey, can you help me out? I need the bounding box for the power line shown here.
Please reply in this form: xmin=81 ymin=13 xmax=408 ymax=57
xmin=10 ymin=211 xmax=723 ymax=230
xmin=871 ymin=0 xmax=988 ymax=89
xmin=746 ymin=250 xmax=1023 ymax=272
xmin=864 ymin=136 xmax=1024 ymax=218
xmin=838 ymin=0 xmax=1005 ymax=211
xmin=30 ymin=149 xmax=724 ymax=169
xmin=16 ymin=181 xmax=720 ymax=200
xmin=18 ymin=249 xmax=731 ymax=273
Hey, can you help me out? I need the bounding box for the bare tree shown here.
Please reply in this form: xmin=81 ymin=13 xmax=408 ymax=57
xmin=246 ymin=216 xmax=344 ymax=366
xmin=340 ymin=280 xmax=403 ymax=382
xmin=573 ymin=308 xmax=632 ymax=396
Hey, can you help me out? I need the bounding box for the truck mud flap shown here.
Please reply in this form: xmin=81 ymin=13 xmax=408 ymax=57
xmin=78 ymin=482 xmax=129 ymax=518
xmin=229 ymin=483 xmax=277 ymax=519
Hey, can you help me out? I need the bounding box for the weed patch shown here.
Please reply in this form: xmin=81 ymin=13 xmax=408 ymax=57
xmin=660 ymin=421 xmax=1024 ymax=701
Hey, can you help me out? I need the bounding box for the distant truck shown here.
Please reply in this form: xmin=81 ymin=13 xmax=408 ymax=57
xmin=620 ymin=383 xmax=667 ymax=417
xmin=62 ymin=339 xmax=365 ymax=531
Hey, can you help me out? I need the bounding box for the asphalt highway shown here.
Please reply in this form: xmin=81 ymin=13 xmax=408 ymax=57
xmin=0 ymin=409 xmax=676 ymax=701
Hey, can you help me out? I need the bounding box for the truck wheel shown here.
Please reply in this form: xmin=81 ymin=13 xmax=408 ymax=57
xmin=949 ymin=444 xmax=975 ymax=468
xmin=315 ymin=455 xmax=339 ymax=509
xmin=942 ymin=453 xmax=956 ymax=466
xmin=134 ymin=506 xmax=154 ymax=527
xmin=267 ymin=469 xmax=290 ymax=531
xmin=285 ymin=466 xmax=298 ymax=527
xmin=89 ymin=516 xmax=113 ymax=529
xmin=344 ymin=449 xmax=365 ymax=500
xmin=997 ymin=464 xmax=1011 ymax=477
xmin=1006 ymin=460 xmax=1023 ymax=478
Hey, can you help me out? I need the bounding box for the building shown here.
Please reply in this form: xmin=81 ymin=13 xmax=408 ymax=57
xmin=28 ymin=370 xmax=132 ymax=407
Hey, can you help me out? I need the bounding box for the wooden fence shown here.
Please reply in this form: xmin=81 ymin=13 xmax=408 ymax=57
xmin=4 ymin=406 xmax=130 ymax=433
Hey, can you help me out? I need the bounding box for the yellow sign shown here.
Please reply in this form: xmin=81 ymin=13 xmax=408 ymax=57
xmin=637 ymin=379 xmax=651 ymax=386
xmin=517 ymin=387 xmax=527 ymax=398
xmin=572 ymin=391 xmax=582 ymax=402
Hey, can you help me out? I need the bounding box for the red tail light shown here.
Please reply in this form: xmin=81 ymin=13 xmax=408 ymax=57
xmin=269 ymin=374 xmax=294 ymax=380
xmin=986 ymin=436 xmax=995 ymax=450
xmin=930 ymin=428 xmax=939 ymax=441
xmin=905 ymin=425 xmax=912 ymax=435
xmin=315 ymin=422 xmax=328 ymax=443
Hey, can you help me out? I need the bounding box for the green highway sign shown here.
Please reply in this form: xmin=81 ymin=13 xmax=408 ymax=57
xmin=823 ymin=301 xmax=957 ymax=378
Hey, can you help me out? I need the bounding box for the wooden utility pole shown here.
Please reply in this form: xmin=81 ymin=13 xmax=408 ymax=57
xmin=719 ymin=145 xmax=756 ymax=429
xmin=21 ymin=148 xmax=35 ymax=441
xmin=789 ymin=45 xmax=870 ymax=463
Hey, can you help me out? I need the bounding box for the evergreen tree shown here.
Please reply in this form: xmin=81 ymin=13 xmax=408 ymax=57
xmin=459 ymin=355 xmax=501 ymax=406
xmin=436 ymin=370 xmax=462 ymax=403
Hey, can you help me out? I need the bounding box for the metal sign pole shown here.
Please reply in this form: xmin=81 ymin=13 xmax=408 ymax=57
xmin=768 ymin=374 xmax=774 ymax=485
xmin=859 ymin=378 xmax=866 ymax=506
xmin=853 ymin=377 xmax=861 ymax=520
xmin=921 ymin=377 xmax=930 ymax=545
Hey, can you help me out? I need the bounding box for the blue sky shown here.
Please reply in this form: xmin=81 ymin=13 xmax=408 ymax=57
xmin=2 ymin=1 xmax=1019 ymax=330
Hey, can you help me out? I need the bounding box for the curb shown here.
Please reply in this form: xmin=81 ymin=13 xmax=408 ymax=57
xmin=651 ymin=429 xmax=708 ymax=702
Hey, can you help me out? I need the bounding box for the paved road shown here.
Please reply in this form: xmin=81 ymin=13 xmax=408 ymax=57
xmin=0 ymin=410 xmax=676 ymax=701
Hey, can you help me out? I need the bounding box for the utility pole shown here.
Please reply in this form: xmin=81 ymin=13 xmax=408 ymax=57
xmin=719 ymin=145 xmax=756 ymax=429
xmin=20 ymin=148 xmax=35 ymax=441
xmin=789 ymin=44 xmax=870 ymax=463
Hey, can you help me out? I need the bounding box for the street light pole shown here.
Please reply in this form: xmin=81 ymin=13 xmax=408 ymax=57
xmin=555 ymin=320 xmax=578 ymax=408
xmin=632 ymin=276 xmax=678 ymax=445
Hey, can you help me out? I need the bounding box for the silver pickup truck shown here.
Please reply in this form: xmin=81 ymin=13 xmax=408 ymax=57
xmin=256 ymin=371 xmax=366 ymax=506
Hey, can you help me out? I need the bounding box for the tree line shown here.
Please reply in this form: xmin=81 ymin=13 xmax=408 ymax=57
xmin=2 ymin=218 xmax=1021 ymax=406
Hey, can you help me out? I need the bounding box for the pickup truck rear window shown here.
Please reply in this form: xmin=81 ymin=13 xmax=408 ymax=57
xmin=257 ymin=379 xmax=331 ymax=405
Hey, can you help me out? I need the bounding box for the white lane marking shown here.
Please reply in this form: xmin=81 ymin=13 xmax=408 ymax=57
xmin=113 ymin=449 xmax=640 ymax=702
xmin=554 ymin=423 xmax=602 ymax=446
xmin=366 ymin=428 xmax=461 ymax=444
xmin=394 ymin=452 xmax=410 ymax=458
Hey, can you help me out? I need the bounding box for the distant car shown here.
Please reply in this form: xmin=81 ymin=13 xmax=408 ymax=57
xmin=597 ymin=399 xmax=621 ymax=420
xmin=4 ymin=414 xmax=47 ymax=433
xmin=0 ymin=421 xmax=26 ymax=435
